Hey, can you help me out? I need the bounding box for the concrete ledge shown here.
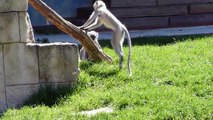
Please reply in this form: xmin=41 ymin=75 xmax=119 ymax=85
xmin=0 ymin=0 xmax=28 ymax=12
xmin=0 ymin=42 xmax=80 ymax=110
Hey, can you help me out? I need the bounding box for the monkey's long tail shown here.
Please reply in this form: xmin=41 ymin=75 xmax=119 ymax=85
xmin=123 ymin=26 xmax=132 ymax=76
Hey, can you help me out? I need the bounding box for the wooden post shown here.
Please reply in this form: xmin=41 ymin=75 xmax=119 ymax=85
xmin=28 ymin=0 xmax=112 ymax=63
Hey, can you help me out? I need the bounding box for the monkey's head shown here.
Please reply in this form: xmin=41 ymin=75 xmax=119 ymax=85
xmin=93 ymin=0 xmax=106 ymax=10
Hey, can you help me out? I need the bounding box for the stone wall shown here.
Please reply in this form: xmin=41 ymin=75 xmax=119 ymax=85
xmin=110 ymin=0 xmax=213 ymax=29
xmin=0 ymin=0 xmax=79 ymax=112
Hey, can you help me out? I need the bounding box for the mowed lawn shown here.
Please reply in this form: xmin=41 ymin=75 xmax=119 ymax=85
xmin=1 ymin=35 xmax=213 ymax=120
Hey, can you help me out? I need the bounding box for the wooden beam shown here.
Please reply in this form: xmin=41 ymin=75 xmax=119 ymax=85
xmin=28 ymin=0 xmax=112 ymax=63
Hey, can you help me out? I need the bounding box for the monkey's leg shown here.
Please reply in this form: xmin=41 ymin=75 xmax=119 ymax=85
xmin=111 ymin=30 xmax=125 ymax=69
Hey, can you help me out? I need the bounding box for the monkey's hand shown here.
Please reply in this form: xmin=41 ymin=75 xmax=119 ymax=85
xmin=78 ymin=26 xmax=90 ymax=33
xmin=78 ymin=26 xmax=87 ymax=30
xmin=77 ymin=27 xmax=88 ymax=34
xmin=78 ymin=26 xmax=83 ymax=29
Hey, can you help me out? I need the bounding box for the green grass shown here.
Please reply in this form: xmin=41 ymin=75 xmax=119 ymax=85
xmin=1 ymin=35 xmax=213 ymax=120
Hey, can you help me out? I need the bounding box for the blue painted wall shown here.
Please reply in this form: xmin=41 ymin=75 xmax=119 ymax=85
xmin=28 ymin=0 xmax=92 ymax=26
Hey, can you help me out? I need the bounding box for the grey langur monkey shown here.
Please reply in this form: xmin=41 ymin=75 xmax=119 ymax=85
xmin=79 ymin=0 xmax=132 ymax=76
xmin=80 ymin=31 xmax=101 ymax=60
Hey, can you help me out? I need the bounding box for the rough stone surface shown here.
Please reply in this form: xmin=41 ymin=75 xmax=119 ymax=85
xmin=6 ymin=84 xmax=40 ymax=108
xmin=108 ymin=0 xmax=213 ymax=29
xmin=0 ymin=0 xmax=79 ymax=111
xmin=190 ymin=4 xmax=213 ymax=14
xmin=111 ymin=0 xmax=156 ymax=7
xmin=170 ymin=14 xmax=213 ymax=26
xmin=0 ymin=0 xmax=28 ymax=12
xmin=31 ymin=43 xmax=80 ymax=83
xmin=19 ymin=12 xmax=35 ymax=43
xmin=4 ymin=43 xmax=39 ymax=86
xmin=121 ymin=17 xmax=169 ymax=29
xmin=0 ymin=12 xmax=20 ymax=44
xmin=0 ymin=45 xmax=6 ymax=112
xmin=158 ymin=0 xmax=213 ymax=5
xmin=111 ymin=5 xmax=187 ymax=18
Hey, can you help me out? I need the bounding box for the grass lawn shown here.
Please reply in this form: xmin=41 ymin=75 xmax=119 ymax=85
xmin=1 ymin=35 xmax=213 ymax=120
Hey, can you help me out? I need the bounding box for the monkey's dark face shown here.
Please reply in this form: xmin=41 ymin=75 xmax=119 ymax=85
xmin=90 ymin=35 xmax=96 ymax=40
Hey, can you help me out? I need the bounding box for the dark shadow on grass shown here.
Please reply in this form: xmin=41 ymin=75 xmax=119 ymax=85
xmin=23 ymin=85 xmax=76 ymax=107
xmin=97 ymin=34 xmax=212 ymax=47
xmin=80 ymin=60 xmax=96 ymax=71
xmin=80 ymin=60 xmax=119 ymax=78
xmin=87 ymin=69 xmax=119 ymax=78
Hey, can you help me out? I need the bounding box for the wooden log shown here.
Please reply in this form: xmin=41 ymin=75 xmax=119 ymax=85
xmin=28 ymin=0 xmax=112 ymax=63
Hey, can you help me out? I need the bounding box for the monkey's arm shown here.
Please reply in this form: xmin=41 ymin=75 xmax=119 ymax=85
xmin=84 ymin=17 xmax=102 ymax=30
xmin=79 ymin=11 xmax=98 ymax=29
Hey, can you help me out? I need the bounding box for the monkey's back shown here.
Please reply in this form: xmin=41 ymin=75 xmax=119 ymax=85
xmin=98 ymin=8 xmax=124 ymax=31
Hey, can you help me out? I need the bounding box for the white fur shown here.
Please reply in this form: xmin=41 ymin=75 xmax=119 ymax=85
xmin=80 ymin=31 xmax=101 ymax=60
xmin=80 ymin=1 xmax=132 ymax=76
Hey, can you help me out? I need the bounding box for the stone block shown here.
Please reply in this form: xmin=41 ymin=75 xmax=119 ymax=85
xmin=121 ymin=17 xmax=169 ymax=29
xmin=190 ymin=4 xmax=213 ymax=14
xmin=111 ymin=5 xmax=187 ymax=18
xmin=111 ymin=0 xmax=157 ymax=7
xmin=4 ymin=43 xmax=39 ymax=86
xmin=0 ymin=0 xmax=28 ymax=12
xmin=0 ymin=45 xmax=6 ymax=112
xmin=157 ymin=0 xmax=213 ymax=5
xmin=6 ymin=84 xmax=40 ymax=108
xmin=19 ymin=12 xmax=35 ymax=43
xmin=28 ymin=43 xmax=80 ymax=83
xmin=170 ymin=14 xmax=213 ymax=26
xmin=0 ymin=12 xmax=20 ymax=44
